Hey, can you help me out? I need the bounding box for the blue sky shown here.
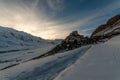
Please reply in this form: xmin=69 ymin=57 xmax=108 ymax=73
xmin=0 ymin=0 xmax=120 ymax=39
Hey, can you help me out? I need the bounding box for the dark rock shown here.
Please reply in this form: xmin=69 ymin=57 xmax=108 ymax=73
xmin=91 ymin=24 xmax=107 ymax=36
xmin=46 ymin=31 xmax=89 ymax=54
xmin=107 ymin=14 xmax=120 ymax=26
xmin=91 ymin=14 xmax=120 ymax=37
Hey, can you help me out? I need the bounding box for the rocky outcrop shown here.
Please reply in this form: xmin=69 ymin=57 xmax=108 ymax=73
xmin=107 ymin=14 xmax=120 ymax=26
xmin=91 ymin=14 xmax=120 ymax=37
xmin=43 ymin=31 xmax=89 ymax=55
xmin=60 ymin=31 xmax=88 ymax=49
xmin=90 ymin=14 xmax=120 ymax=44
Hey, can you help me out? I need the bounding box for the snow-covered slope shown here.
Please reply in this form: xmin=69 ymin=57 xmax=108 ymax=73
xmin=0 ymin=26 xmax=49 ymax=48
xmin=0 ymin=17 xmax=120 ymax=80
xmin=0 ymin=44 xmax=55 ymax=70
xmin=0 ymin=32 xmax=120 ymax=80
xmin=54 ymin=35 xmax=120 ymax=80
xmin=0 ymin=46 xmax=90 ymax=80
xmin=0 ymin=26 xmax=56 ymax=72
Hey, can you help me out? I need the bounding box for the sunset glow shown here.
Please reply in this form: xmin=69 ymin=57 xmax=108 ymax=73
xmin=0 ymin=0 xmax=120 ymax=39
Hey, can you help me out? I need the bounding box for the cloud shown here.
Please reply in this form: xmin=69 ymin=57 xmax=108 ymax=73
xmin=0 ymin=0 xmax=119 ymax=39
xmin=46 ymin=0 xmax=65 ymax=11
xmin=0 ymin=0 xmax=52 ymax=38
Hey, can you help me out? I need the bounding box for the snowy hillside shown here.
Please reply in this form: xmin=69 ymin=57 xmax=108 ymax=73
xmin=0 ymin=26 xmax=57 ymax=72
xmin=0 ymin=45 xmax=90 ymax=80
xmin=0 ymin=44 xmax=55 ymax=71
xmin=1 ymin=35 xmax=120 ymax=80
xmin=54 ymin=35 xmax=120 ymax=80
xmin=0 ymin=26 xmax=49 ymax=48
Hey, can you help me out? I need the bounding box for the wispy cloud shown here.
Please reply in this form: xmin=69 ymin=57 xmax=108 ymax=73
xmin=0 ymin=0 xmax=119 ymax=39
xmin=46 ymin=0 xmax=65 ymax=11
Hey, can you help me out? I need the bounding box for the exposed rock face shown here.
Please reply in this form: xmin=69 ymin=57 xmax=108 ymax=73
xmin=91 ymin=24 xmax=107 ymax=36
xmin=107 ymin=14 xmax=120 ymax=26
xmin=60 ymin=31 xmax=88 ymax=50
xmin=64 ymin=31 xmax=84 ymax=44
xmin=45 ymin=31 xmax=89 ymax=55
xmin=92 ymin=14 xmax=120 ymax=37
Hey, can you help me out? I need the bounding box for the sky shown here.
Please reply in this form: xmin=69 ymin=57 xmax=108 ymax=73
xmin=0 ymin=0 xmax=120 ymax=39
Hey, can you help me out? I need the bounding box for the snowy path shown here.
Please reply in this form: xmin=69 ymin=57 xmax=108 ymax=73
xmin=0 ymin=46 xmax=90 ymax=80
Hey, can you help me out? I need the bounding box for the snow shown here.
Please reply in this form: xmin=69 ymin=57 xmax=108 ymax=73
xmin=54 ymin=35 xmax=120 ymax=80
xmin=0 ymin=26 xmax=57 ymax=71
xmin=0 ymin=46 xmax=90 ymax=80
xmin=0 ymin=44 xmax=55 ymax=70
xmin=0 ymin=26 xmax=50 ymax=48
xmin=0 ymin=25 xmax=120 ymax=80
xmin=1 ymin=35 xmax=120 ymax=80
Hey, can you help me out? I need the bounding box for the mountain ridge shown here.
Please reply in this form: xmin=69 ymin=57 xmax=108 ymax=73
xmin=91 ymin=14 xmax=120 ymax=37
xmin=0 ymin=26 xmax=49 ymax=48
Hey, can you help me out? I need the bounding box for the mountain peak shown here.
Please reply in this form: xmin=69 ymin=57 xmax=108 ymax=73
xmin=64 ymin=31 xmax=84 ymax=43
xmin=69 ymin=31 xmax=79 ymax=36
